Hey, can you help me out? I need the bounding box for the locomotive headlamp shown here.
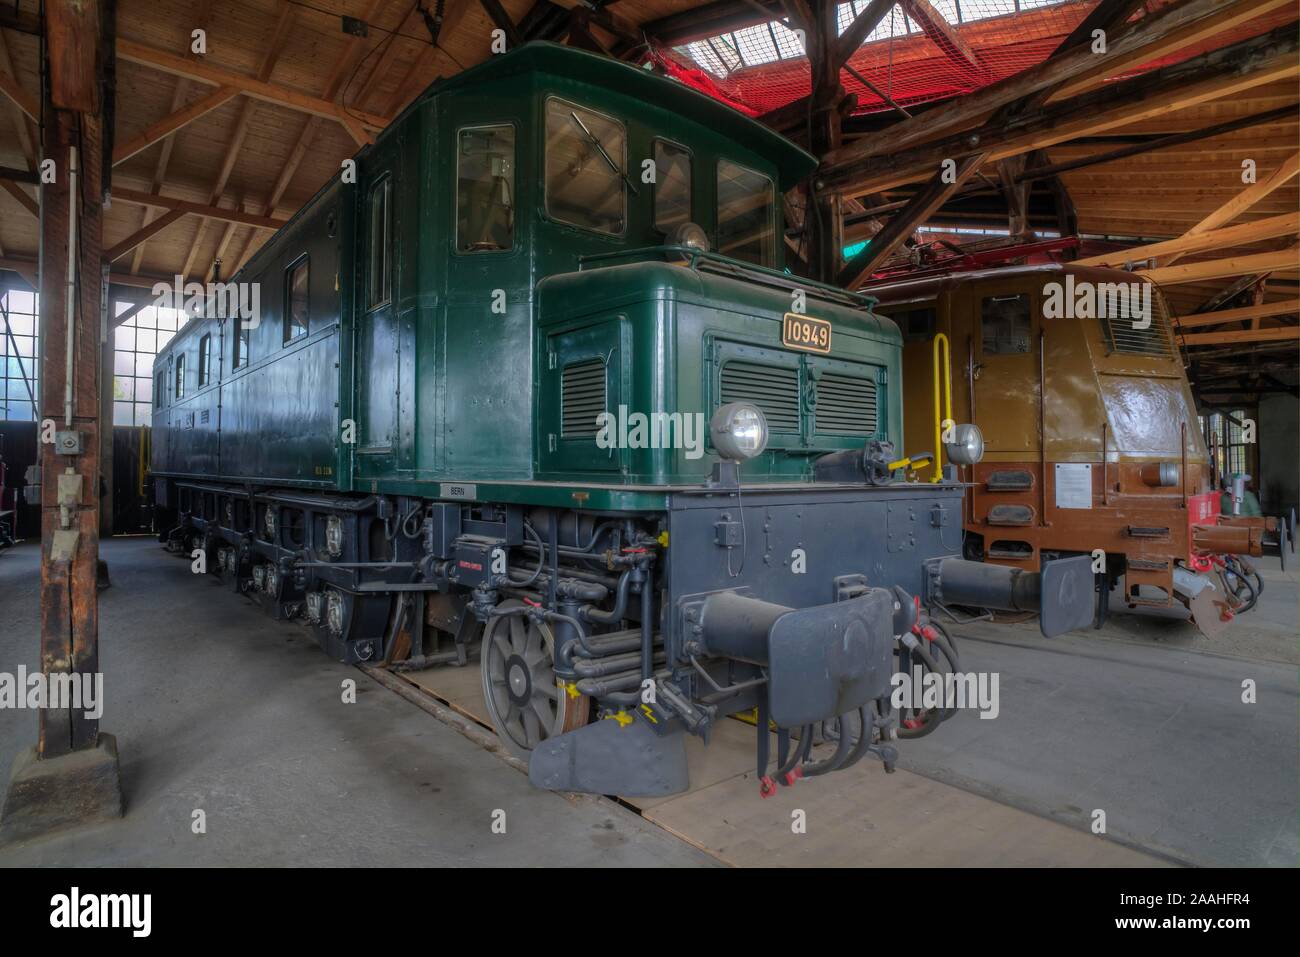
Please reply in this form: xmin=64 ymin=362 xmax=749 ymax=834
xmin=710 ymin=402 xmax=768 ymax=461
xmin=668 ymin=222 xmax=710 ymax=254
xmin=264 ymin=505 xmax=277 ymax=539
xmin=944 ymin=423 xmax=985 ymax=466
xmin=325 ymin=515 xmax=344 ymax=558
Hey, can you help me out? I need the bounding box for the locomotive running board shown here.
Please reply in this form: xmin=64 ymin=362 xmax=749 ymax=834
xmin=529 ymin=712 xmax=690 ymax=797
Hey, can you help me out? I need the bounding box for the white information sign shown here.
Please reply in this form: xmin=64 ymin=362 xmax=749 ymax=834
xmin=1054 ymin=463 xmax=1093 ymax=510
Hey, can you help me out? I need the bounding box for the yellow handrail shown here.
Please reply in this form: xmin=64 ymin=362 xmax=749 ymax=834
xmin=932 ymin=333 xmax=951 ymax=483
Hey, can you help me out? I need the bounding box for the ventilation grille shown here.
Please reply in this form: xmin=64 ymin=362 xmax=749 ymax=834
xmin=561 ymin=358 xmax=606 ymax=437
xmin=815 ymin=373 xmax=877 ymax=435
xmin=1099 ymin=283 xmax=1173 ymax=359
xmin=720 ymin=361 xmax=800 ymax=432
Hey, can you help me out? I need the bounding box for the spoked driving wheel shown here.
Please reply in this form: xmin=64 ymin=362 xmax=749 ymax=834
xmin=480 ymin=599 xmax=590 ymax=759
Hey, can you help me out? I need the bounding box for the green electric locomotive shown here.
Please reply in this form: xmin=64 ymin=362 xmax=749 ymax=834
xmin=151 ymin=43 xmax=1093 ymax=796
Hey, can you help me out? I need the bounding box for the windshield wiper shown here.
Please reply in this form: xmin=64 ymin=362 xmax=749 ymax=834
xmin=570 ymin=110 xmax=639 ymax=196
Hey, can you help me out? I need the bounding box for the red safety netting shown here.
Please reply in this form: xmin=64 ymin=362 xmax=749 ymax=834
xmin=650 ymin=0 xmax=1289 ymax=119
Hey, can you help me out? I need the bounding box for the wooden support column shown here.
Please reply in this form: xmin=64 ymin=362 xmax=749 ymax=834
xmin=2 ymin=0 xmax=123 ymax=844
xmin=802 ymin=0 xmax=845 ymax=284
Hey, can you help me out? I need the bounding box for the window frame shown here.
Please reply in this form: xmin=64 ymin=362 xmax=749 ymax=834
xmin=454 ymin=122 xmax=518 ymax=255
xmin=715 ymin=158 xmax=776 ymax=268
xmin=979 ymin=294 xmax=1033 ymax=356
xmin=366 ymin=174 xmax=393 ymax=310
xmin=542 ymin=96 xmax=628 ymax=238
xmin=197 ymin=333 xmax=211 ymax=386
xmin=175 ymin=352 xmax=186 ymax=400
xmin=651 ymin=138 xmax=694 ymax=235
xmin=284 ymin=254 xmax=310 ymax=344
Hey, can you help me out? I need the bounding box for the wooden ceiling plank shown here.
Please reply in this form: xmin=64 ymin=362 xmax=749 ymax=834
xmin=1141 ymin=247 xmax=1299 ymax=284
xmin=111 ymin=84 xmax=238 ymax=166
xmin=0 ymin=67 xmax=37 ymax=121
xmin=0 ymin=28 xmax=36 ymax=167
xmin=0 ymin=177 xmax=38 ymax=217
xmin=1162 ymin=152 xmax=1300 ymax=265
xmin=1175 ymin=298 xmax=1300 ymax=328
xmin=1077 ymin=211 xmax=1300 ymax=265
xmin=116 ymin=38 xmax=390 ymax=131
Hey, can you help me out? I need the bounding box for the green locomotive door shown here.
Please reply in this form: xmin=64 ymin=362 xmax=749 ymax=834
xmin=355 ymin=158 xmax=400 ymax=475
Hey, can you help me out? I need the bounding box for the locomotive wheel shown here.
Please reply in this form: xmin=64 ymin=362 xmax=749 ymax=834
xmin=480 ymin=599 xmax=590 ymax=760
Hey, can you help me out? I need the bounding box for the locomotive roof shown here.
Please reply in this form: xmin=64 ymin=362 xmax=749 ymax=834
xmin=409 ymin=42 xmax=818 ymax=190
xmin=866 ymin=262 xmax=1156 ymax=303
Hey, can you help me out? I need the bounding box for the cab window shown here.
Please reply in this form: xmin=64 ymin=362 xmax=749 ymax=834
xmin=981 ymin=295 xmax=1032 ymax=354
xmin=457 ymin=125 xmax=515 ymax=252
xmin=652 ymin=140 xmax=691 ymax=233
xmin=717 ymin=160 xmax=774 ymax=267
xmin=544 ymin=98 xmax=626 ymax=235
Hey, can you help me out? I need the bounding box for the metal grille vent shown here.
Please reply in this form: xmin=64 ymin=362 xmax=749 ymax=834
xmin=720 ymin=361 xmax=800 ymax=432
xmin=815 ymin=373 xmax=877 ymax=435
xmin=1099 ymin=282 xmax=1173 ymax=359
xmin=561 ymin=358 xmax=607 ymax=437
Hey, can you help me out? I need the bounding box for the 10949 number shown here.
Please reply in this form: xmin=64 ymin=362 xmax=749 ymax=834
xmin=782 ymin=313 xmax=832 ymax=354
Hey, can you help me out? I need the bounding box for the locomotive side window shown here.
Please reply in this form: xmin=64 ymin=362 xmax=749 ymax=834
xmin=154 ymin=371 xmax=164 ymax=408
xmin=652 ymin=139 xmax=691 ymax=233
xmin=232 ymin=318 xmax=249 ymax=370
xmin=717 ymin=160 xmax=774 ymax=268
xmin=285 ymin=256 xmax=309 ymax=342
xmin=544 ymin=98 xmax=626 ymax=235
xmin=457 ymin=125 xmax=515 ymax=252
xmin=198 ymin=334 xmax=212 ymax=386
xmin=981 ymin=295 xmax=1032 ymax=354
xmin=175 ymin=352 xmax=186 ymax=400
xmin=367 ymin=176 xmax=392 ymax=308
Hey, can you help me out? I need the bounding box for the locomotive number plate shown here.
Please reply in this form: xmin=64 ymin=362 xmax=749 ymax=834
xmin=782 ymin=313 xmax=831 ymax=354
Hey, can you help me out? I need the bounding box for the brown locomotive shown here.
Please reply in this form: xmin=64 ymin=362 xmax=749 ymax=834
xmin=872 ymin=263 xmax=1277 ymax=637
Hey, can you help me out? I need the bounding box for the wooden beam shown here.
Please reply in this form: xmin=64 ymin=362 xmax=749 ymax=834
xmin=111 ymin=85 xmax=238 ymax=166
xmin=1049 ymin=0 xmax=1296 ymax=103
xmin=1077 ymin=212 xmax=1300 ymax=266
xmin=109 ymin=186 xmax=288 ymax=228
xmin=1141 ymin=248 xmax=1300 ymax=284
xmin=0 ymin=177 xmax=38 ymax=217
xmin=1017 ymin=106 xmax=1299 ymax=183
xmin=0 ymin=68 xmax=38 ymax=121
xmin=116 ymin=38 xmax=390 ymax=131
xmin=819 ymin=26 xmax=1299 ymax=198
xmin=0 ymin=254 xmax=183 ymax=289
xmin=832 ymin=0 xmax=893 ymax=69
xmin=46 ymin=0 xmax=101 ymax=112
xmin=837 ymin=152 xmax=989 ymax=288
xmin=104 ymin=210 xmax=186 ymax=262
xmin=901 ymin=0 xmax=984 ymax=76
xmin=1162 ymin=152 xmax=1300 ymax=265
xmin=826 ymin=0 xmax=1279 ymax=168
xmin=1175 ymin=298 xmax=1300 ymax=328
xmin=1179 ymin=325 xmax=1299 ymax=346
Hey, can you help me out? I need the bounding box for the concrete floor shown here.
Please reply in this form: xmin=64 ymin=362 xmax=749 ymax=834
xmin=0 ymin=539 xmax=715 ymax=867
xmin=903 ymin=554 xmax=1300 ymax=867
xmin=0 ymin=537 xmax=1295 ymax=867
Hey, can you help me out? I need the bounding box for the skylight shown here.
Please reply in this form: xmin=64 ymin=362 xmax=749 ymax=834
xmin=675 ymin=0 xmax=1070 ymax=79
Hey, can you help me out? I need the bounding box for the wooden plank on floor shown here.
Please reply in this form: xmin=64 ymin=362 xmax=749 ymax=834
xmin=401 ymin=662 xmax=489 ymax=727
xmin=640 ymin=763 xmax=1171 ymax=867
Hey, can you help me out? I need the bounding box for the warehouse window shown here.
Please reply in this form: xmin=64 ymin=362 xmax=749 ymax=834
xmin=0 ymin=289 xmax=38 ymax=422
xmin=285 ymin=256 xmax=309 ymax=342
xmin=115 ymin=303 xmax=182 ymax=425
xmin=367 ymin=176 xmax=392 ymax=308
xmin=457 ymin=124 xmax=515 ymax=252
xmin=198 ymin=334 xmax=212 ymax=386
xmin=981 ymin=295 xmax=1032 ymax=354
xmin=653 ymin=139 xmax=692 ymax=233
xmin=175 ymin=352 xmax=186 ymax=400
xmin=717 ymin=160 xmax=774 ymax=267
xmin=544 ymin=98 xmax=626 ymax=235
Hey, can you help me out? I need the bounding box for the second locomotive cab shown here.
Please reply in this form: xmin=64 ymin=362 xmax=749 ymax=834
xmin=150 ymin=44 xmax=1095 ymax=797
